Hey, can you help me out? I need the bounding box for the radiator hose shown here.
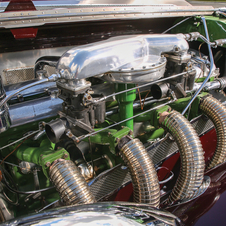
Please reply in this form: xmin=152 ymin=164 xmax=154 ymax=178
xmin=118 ymin=137 xmax=160 ymax=208
xmin=200 ymin=95 xmax=226 ymax=170
xmin=160 ymin=110 xmax=205 ymax=204
xmin=49 ymin=159 xmax=96 ymax=205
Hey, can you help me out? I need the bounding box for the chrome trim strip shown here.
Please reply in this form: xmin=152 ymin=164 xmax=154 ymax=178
xmin=0 ymin=5 xmax=214 ymax=29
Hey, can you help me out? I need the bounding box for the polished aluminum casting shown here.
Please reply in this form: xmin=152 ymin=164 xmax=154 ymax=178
xmin=56 ymin=34 xmax=189 ymax=83
xmin=102 ymin=55 xmax=167 ymax=83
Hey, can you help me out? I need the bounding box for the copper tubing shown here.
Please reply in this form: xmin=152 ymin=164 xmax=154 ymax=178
xmin=200 ymin=95 xmax=226 ymax=169
xmin=49 ymin=159 xmax=96 ymax=205
xmin=160 ymin=111 xmax=205 ymax=204
xmin=120 ymin=138 xmax=160 ymax=208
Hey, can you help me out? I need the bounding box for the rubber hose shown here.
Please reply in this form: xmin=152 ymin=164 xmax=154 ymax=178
xmin=119 ymin=138 xmax=160 ymax=208
xmin=160 ymin=110 xmax=205 ymax=204
xmin=200 ymin=95 xmax=226 ymax=169
xmin=49 ymin=159 xmax=96 ymax=205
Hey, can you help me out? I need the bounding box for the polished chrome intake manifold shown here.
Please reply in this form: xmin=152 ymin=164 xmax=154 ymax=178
xmin=56 ymin=34 xmax=189 ymax=83
xmin=49 ymin=159 xmax=96 ymax=205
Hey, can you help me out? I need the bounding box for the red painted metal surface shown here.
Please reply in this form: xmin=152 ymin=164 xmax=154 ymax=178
xmin=4 ymin=0 xmax=36 ymax=12
xmin=157 ymin=152 xmax=180 ymax=189
xmin=114 ymin=183 xmax=133 ymax=202
xmin=200 ymin=128 xmax=217 ymax=163
xmin=5 ymin=0 xmax=38 ymax=39
xmin=10 ymin=28 xmax=38 ymax=39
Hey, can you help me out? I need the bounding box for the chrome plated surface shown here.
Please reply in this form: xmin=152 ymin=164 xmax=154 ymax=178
xmin=49 ymin=159 xmax=96 ymax=205
xmin=2 ymin=202 xmax=179 ymax=226
xmin=217 ymin=77 xmax=226 ymax=90
xmin=0 ymin=5 xmax=214 ymax=29
xmin=120 ymin=139 xmax=160 ymax=207
xmin=56 ymin=34 xmax=189 ymax=82
xmin=169 ymin=176 xmax=211 ymax=207
xmin=0 ymin=74 xmax=59 ymax=110
xmin=161 ymin=111 xmax=205 ymax=203
xmin=5 ymin=80 xmax=57 ymax=99
xmin=56 ymin=79 xmax=91 ymax=92
xmin=9 ymin=96 xmax=63 ymax=127
xmin=103 ymin=55 xmax=166 ymax=83
xmin=77 ymin=163 xmax=94 ymax=181
xmin=0 ymin=78 xmax=49 ymax=109
xmin=188 ymin=77 xmax=226 ymax=93
xmin=200 ymin=95 xmax=226 ymax=169
xmin=0 ymin=0 xmax=193 ymax=12
xmin=203 ymin=80 xmax=223 ymax=91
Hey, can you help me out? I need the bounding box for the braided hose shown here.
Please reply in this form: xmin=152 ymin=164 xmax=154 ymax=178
xmin=200 ymin=95 xmax=226 ymax=170
xmin=49 ymin=159 xmax=96 ymax=205
xmin=120 ymin=138 xmax=160 ymax=208
xmin=160 ymin=111 xmax=205 ymax=204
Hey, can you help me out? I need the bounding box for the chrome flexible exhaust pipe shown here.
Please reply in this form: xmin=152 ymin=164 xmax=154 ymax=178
xmin=200 ymin=95 xmax=226 ymax=170
xmin=160 ymin=111 xmax=205 ymax=204
xmin=118 ymin=137 xmax=160 ymax=208
xmin=49 ymin=159 xmax=96 ymax=205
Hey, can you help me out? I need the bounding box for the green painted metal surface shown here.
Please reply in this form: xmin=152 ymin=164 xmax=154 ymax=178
xmin=85 ymin=127 xmax=131 ymax=154
xmin=169 ymin=92 xmax=209 ymax=119
xmin=13 ymin=139 xmax=70 ymax=178
xmin=116 ymin=84 xmax=136 ymax=131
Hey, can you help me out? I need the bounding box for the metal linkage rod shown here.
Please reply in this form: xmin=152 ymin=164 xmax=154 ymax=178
xmin=78 ymin=98 xmax=175 ymax=141
xmin=182 ymin=17 xmax=214 ymax=115
xmin=95 ymin=70 xmax=194 ymax=103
